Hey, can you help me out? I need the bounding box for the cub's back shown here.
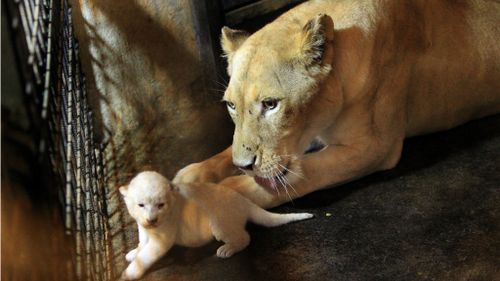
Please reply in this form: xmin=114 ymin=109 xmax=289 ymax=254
xmin=177 ymin=182 xmax=254 ymax=223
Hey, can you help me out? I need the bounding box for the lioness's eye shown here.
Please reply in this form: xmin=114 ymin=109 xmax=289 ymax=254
xmin=138 ymin=203 xmax=145 ymax=208
xmin=262 ymin=98 xmax=279 ymax=111
xmin=158 ymin=203 xmax=165 ymax=209
xmin=226 ymin=101 xmax=236 ymax=110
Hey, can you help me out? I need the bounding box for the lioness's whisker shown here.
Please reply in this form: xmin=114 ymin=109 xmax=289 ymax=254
xmin=287 ymin=182 xmax=299 ymax=198
xmin=271 ymin=170 xmax=281 ymax=196
xmin=276 ymin=171 xmax=287 ymax=190
xmin=276 ymin=169 xmax=293 ymax=202
xmin=208 ymin=88 xmax=227 ymax=93
xmin=216 ymin=73 xmax=229 ymax=85
xmin=277 ymin=163 xmax=305 ymax=179
xmin=275 ymin=169 xmax=290 ymax=200
xmin=212 ymin=79 xmax=228 ymax=89
xmin=277 ymin=154 xmax=295 ymax=158
xmin=279 ymin=171 xmax=299 ymax=199
xmin=271 ymin=168 xmax=283 ymax=196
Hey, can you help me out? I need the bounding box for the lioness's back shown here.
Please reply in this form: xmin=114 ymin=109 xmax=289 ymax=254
xmin=268 ymin=0 xmax=500 ymax=135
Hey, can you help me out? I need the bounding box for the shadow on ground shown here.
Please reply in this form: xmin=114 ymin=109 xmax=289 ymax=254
xmin=113 ymin=114 xmax=500 ymax=281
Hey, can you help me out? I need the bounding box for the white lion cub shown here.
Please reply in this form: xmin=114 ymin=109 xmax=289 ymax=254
xmin=120 ymin=171 xmax=313 ymax=280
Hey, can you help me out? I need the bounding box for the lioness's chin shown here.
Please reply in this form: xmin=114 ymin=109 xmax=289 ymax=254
xmin=253 ymin=176 xmax=281 ymax=191
xmin=251 ymin=157 xmax=301 ymax=191
xmin=253 ymin=169 xmax=300 ymax=192
xmin=253 ymin=172 xmax=300 ymax=193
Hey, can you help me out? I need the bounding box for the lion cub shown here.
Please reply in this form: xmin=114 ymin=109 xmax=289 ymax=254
xmin=120 ymin=171 xmax=313 ymax=279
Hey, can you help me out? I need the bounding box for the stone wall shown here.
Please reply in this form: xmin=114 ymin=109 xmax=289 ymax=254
xmin=71 ymin=0 xmax=233 ymax=184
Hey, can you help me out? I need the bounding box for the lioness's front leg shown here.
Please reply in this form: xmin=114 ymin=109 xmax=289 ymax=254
xmin=221 ymin=137 xmax=404 ymax=209
xmin=174 ymin=147 xmax=237 ymax=184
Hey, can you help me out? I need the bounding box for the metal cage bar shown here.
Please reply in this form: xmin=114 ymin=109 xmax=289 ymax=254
xmin=4 ymin=0 xmax=112 ymax=280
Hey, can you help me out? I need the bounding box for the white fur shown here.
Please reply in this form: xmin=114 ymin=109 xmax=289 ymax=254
xmin=120 ymin=171 xmax=313 ymax=279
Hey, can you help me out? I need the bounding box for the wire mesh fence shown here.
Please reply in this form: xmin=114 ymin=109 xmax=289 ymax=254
xmin=4 ymin=0 xmax=113 ymax=280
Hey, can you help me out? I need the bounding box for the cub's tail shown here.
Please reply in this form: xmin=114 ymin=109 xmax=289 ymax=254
xmin=248 ymin=205 xmax=314 ymax=227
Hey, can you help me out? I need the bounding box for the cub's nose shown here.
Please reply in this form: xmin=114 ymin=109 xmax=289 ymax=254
xmin=147 ymin=218 xmax=158 ymax=225
xmin=234 ymin=156 xmax=256 ymax=171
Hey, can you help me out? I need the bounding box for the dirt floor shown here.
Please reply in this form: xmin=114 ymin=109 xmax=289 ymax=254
xmin=107 ymin=114 xmax=500 ymax=281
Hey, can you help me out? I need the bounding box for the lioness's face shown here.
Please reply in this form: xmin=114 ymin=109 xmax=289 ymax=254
xmin=120 ymin=171 xmax=173 ymax=228
xmin=221 ymin=14 xmax=335 ymax=190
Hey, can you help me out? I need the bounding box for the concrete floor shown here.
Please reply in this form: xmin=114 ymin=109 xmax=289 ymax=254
xmin=114 ymin=114 xmax=500 ymax=281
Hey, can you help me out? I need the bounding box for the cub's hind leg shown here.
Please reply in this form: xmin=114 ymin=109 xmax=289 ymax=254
xmin=215 ymin=230 xmax=250 ymax=258
xmin=210 ymin=219 xmax=250 ymax=258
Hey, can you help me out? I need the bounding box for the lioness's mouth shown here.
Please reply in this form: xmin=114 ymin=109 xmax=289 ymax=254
xmin=254 ymin=168 xmax=289 ymax=191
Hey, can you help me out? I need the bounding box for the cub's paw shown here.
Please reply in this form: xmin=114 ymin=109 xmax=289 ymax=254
xmin=121 ymin=262 xmax=144 ymax=280
xmin=216 ymin=244 xmax=238 ymax=259
xmin=125 ymin=248 xmax=138 ymax=262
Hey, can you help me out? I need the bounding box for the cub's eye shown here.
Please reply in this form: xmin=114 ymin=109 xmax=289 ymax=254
xmin=262 ymin=98 xmax=279 ymax=111
xmin=158 ymin=203 xmax=165 ymax=209
xmin=226 ymin=101 xmax=236 ymax=110
xmin=138 ymin=203 xmax=145 ymax=208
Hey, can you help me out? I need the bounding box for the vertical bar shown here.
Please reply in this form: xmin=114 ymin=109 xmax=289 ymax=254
xmin=97 ymin=145 xmax=112 ymax=281
xmin=27 ymin=0 xmax=41 ymax=65
xmin=41 ymin=0 xmax=53 ymax=120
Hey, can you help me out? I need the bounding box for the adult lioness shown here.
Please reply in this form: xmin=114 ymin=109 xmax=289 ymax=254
xmin=174 ymin=0 xmax=500 ymax=208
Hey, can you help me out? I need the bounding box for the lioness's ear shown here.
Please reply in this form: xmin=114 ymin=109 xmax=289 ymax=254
xmin=221 ymin=27 xmax=249 ymax=56
xmin=299 ymin=14 xmax=334 ymax=67
xmin=171 ymin=183 xmax=179 ymax=192
xmin=119 ymin=185 xmax=128 ymax=196
xmin=221 ymin=27 xmax=249 ymax=75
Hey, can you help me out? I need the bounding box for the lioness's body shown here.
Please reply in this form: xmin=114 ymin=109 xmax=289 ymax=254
xmin=294 ymin=0 xmax=500 ymax=135
xmin=175 ymin=0 xmax=500 ymax=208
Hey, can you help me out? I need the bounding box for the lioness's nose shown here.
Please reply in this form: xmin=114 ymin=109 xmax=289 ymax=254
xmin=234 ymin=156 xmax=256 ymax=170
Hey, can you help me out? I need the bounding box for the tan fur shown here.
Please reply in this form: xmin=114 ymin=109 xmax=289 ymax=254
xmin=174 ymin=0 xmax=500 ymax=209
xmin=120 ymin=171 xmax=312 ymax=279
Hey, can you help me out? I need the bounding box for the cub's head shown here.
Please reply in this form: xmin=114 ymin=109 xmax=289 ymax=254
xmin=221 ymin=14 xmax=336 ymax=190
xmin=120 ymin=171 xmax=175 ymax=229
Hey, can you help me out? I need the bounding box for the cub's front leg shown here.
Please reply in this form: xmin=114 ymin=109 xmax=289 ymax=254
xmin=122 ymin=235 xmax=174 ymax=280
xmin=125 ymin=224 xmax=149 ymax=262
xmin=173 ymin=147 xmax=237 ymax=184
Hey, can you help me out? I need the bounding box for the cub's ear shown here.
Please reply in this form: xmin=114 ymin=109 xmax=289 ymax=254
xmin=299 ymin=14 xmax=334 ymax=67
xmin=119 ymin=185 xmax=128 ymax=197
xmin=221 ymin=27 xmax=250 ymax=76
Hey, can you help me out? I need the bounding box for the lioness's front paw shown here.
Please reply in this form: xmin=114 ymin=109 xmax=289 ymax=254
xmin=121 ymin=262 xmax=144 ymax=280
xmin=125 ymin=249 xmax=138 ymax=262
xmin=173 ymin=162 xmax=216 ymax=184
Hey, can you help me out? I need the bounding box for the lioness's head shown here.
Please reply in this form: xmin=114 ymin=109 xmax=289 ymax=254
xmin=120 ymin=171 xmax=175 ymax=228
xmin=221 ymin=14 xmax=336 ymax=190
